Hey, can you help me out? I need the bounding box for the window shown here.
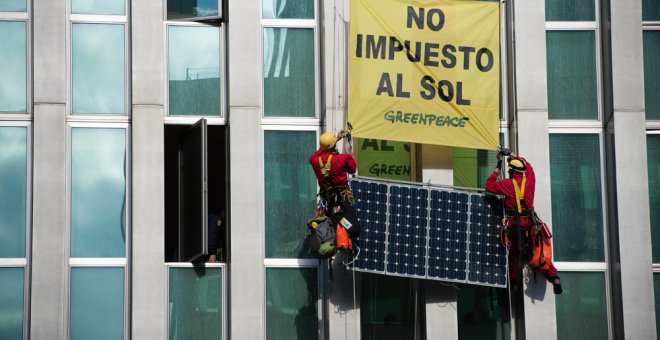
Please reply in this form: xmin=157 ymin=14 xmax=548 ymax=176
xmin=0 ymin=0 xmax=26 ymax=12
xmin=361 ymin=274 xmax=418 ymax=340
xmin=71 ymin=0 xmax=125 ymax=15
xmin=167 ymin=25 xmax=222 ymax=116
xmin=266 ymin=267 xmax=319 ymax=340
xmin=262 ymin=0 xmax=317 ymax=118
xmin=0 ymin=125 xmax=29 ymax=340
xmin=555 ymin=272 xmax=608 ymax=339
xmin=69 ymin=126 xmax=129 ymax=340
xmin=648 ymin=135 xmax=660 ymax=263
xmin=643 ymin=0 xmax=660 ymax=120
xmin=546 ymin=0 xmax=599 ymax=120
xmin=168 ymin=265 xmax=224 ymax=340
xmin=71 ymin=23 xmax=126 ymax=115
xmin=549 ymin=134 xmax=604 ymax=262
xmin=0 ymin=20 xmax=27 ymax=113
xmin=167 ymin=0 xmax=222 ymax=21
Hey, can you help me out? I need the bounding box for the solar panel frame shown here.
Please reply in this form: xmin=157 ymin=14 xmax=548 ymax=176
xmin=348 ymin=176 xmax=508 ymax=288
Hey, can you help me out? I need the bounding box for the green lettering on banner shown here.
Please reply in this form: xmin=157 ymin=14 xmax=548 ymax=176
xmin=357 ymin=138 xmax=412 ymax=181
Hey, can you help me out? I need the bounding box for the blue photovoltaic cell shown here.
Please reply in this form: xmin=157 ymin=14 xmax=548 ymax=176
xmin=468 ymin=194 xmax=507 ymax=286
xmin=428 ymin=190 xmax=469 ymax=282
xmin=350 ymin=180 xmax=388 ymax=272
xmin=386 ymin=186 xmax=428 ymax=277
xmin=349 ymin=177 xmax=507 ymax=288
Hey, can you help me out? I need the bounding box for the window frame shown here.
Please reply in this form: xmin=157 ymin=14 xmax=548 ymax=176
xmin=67 ymin=0 xmax=130 ymax=118
xmin=546 ymin=6 xmax=603 ymax=123
xmin=260 ymin=4 xmax=320 ymax=122
xmin=65 ymin=122 xmax=131 ymax=340
xmin=0 ymin=8 xmax=31 ymax=117
xmin=164 ymin=20 xmax=226 ymax=122
xmin=165 ymin=262 xmax=227 ymax=340
xmin=0 ymin=121 xmax=31 ymax=340
xmin=548 ymin=128 xmax=613 ymax=338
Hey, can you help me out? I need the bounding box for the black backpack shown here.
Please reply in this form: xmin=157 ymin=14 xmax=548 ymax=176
xmin=304 ymin=216 xmax=337 ymax=259
xmin=331 ymin=200 xmax=361 ymax=238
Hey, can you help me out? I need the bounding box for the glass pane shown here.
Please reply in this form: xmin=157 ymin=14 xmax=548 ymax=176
xmin=0 ymin=0 xmax=26 ymax=12
xmin=264 ymin=131 xmax=317 ymax=258
xmin=550 ymin=134 xmax=604 ymax=261
xmin=361 ymin=274 xmax=415 ymax=340
xmin=0 ymin=21 xmax=27 ymax=112
xmin=555 ymin=272 xmax=608 ymax=340
xmin=167 ymin=0 xmax=219 ymax=20
xmin=72 ymin=0 xmax=125 ymax=15
xmin=266 ymin=267 xmax=318 ymax=340
xmin=168 ymin=26 xmax=221 ymax=116
xmin=547 ymin=31 xmax=598 ymax=120
xmin=70 ymin=267 xmax=124 ymax=340
xmin=654 ymin=273 xmax=660 ymax=338
xmin=643 ymin=0 xmax=660 ymax=21
xmin=0 ymin=127 xmax=27 ymax=258
xmin=71 ymin=128 xmax=126 ymax=258
xmin=263 ymin=0 xmax=314 ymax=19
xmin=648 ymin=135 xmax=660 ymax=262
xmin=264 ymin=28 xmax=315 ymax=117
xmin=644 ymin=31 xmax=660 ymax=120
xmin=458 ymin=286 xmax=511 ymax=340
xmin=72 ymin=24 xmax=125 ymax=114
xmin=0 ymin=267 xmax=24 ymax=340
xmin=545 ymin=0 xmax=595 ymax=21
xmin=169 ymin=267 xmax=222 ymax=340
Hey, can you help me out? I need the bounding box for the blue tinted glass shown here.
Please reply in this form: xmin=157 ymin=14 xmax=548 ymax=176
xmin=0 ymin=267 xmax=24 ymax=340
xmin=167 ymin=0 xmax=218 ymax=20
xmin=264 ymin=131 xmax=317 ymax=258
xmin=168 ymin=26 xmax=221 ymax=116
xmin=266 ymin=267 xmax=318 ymax=340
xmin=550 ymin=134 xmax=604 ymax=261
xmin=648 ymin=135 xmax=660 ymax=262
xmin=0 ymin=0 xmax=26 ymax=12
xmin=169 ymin=267 xmax=222 ymax=339
xmin=654 ymin=273 xmax=660 ymax=338
xmin=643 ymin=0 xmax=660 ymax=21
xmin=71 ymin=128 xmax=126 ymax=258
xmin=545 ymin=0 xmax=595 ymax=21
xmin=0 ymin=127 xmax=27 ymax=258
xmin=72 ymin=24 xmax=125 ymax=114
xmin=263 ymin=0 xmax=314 ymax=19
xmin=555 ymin=272 xmax=608 ymax=339
xmin=264 ymin=28 xmax=315 ymax=117
xmin=0 ymin=21 xmax=27 ymax=112
xmin=70 ymin=267 xmax=124 ymax=340
xmin=72 ymin=0 xmax=124 ymax=15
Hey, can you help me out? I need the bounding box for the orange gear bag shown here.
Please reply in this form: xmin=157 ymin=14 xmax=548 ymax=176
xmin=529 ymin=223 xmax=553 ymax=272
xmin=336 ymin=224 xmax=353 ymax=251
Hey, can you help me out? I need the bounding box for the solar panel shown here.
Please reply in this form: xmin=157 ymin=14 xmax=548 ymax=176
xmin=348 ymin=177 xmax=507 ymax=288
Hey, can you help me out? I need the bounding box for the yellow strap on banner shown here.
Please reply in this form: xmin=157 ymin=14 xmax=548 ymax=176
xmin=512 ymin=177 xmax=526 ymax=214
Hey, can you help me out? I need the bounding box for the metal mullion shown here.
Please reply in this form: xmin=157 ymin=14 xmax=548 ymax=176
xmin=0 ymin=12 xmax=28 ymax=20
xmin=70 ymin=14 xmax=127 ymax=23
xmin=545 ymin=21 xmax=598 ymax=30
xmin=261 ymin=18 xmax=316 ymax=28
xmin=260 ymin=117 xmax=321 ymax=126
xmin=263 ymin=258 xmax=320 ymax=267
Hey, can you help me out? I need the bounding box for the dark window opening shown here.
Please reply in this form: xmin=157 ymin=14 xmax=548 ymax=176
xmin=165 ymin=121 xmax=228 ymax=263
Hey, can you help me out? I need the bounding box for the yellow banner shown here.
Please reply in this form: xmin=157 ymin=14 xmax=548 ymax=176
xmin=349 ymin=0 xmax=500 ymax=150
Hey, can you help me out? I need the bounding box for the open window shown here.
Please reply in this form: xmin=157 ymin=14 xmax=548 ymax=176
xmin=165 ymin=119 xmax=228 ymax=262
xmin=166 ymin=0 xmax=224 ymax=24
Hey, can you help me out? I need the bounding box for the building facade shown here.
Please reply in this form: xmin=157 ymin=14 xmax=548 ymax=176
xmin=0 ymin=0 xmax=658 ymax=339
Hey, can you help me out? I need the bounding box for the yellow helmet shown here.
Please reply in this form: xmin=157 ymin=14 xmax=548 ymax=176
xmin=319 ymin=132 xmax=337 ymax=151
xmin=508 ymin=158 xmax=526 ymax=173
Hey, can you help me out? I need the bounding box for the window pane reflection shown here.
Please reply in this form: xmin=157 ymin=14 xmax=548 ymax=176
xmin=0 ymin=127 xmax=27 ymax=258
xmin=547 ymin=31 xmax=597 ymax=120
xmin=168 ymin=25 xmax=221 ymax=116
xmin=648 ymin=135 xmax=660 ymax=262
xmin=266 ymin=267 xmax=318 ymax=340
xmin=167 ymin=0 xmax=219 ymax=20
xmin=0 ymin=0 xmax=26 ymax=12
xmin=263 ymin=0 xmax=314 ymax=19
xmin=644 ymin=31 xmax=660 ymax=120
xmin=0 ymin=267 xmax=24 ymax=340
xmin=169 ymin=267 xmax=222 ymax=340
xmin=555 ymin=272 xmax=608 ymax=340
xmin=0 ymin=21 xmax=27 ymax=112
xmin=264 ymin=131 xmax=317 ymax=258
xmin=72 ymin=0 xmax=125 ymax=15
xmin=264 ymin=28 xmax=315 ymax=117
xmin=545 ymin=0 xmax=595 ymax=21
xmin=71 ymin=128 xmax=126 ymax=258
xmin=72 ymin=24 xmax=125 ymax=114
xmin=550 ymin=134 xmax=604 ymax=261
xmin=70 ymin=267 xmax=125 ymax=340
